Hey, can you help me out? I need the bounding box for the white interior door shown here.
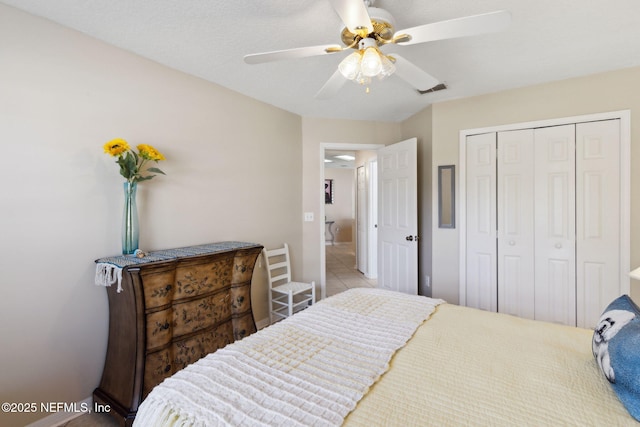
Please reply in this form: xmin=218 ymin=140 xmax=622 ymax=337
xmin=377 ymin=138 xmax=418 ymax=294
xmin=465 ymin=133 xmax=497 ymax=311
xmin=533 ymin=125 xmax=577 ymax=325
xmin=497 ymin=129 xmax=535 ymax=319
xmin=576 ymin=119 xmax=621 ymax=328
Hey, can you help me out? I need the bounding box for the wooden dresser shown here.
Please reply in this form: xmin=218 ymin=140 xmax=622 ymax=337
xmin=93 ymin=242 xmax=263 ymax=426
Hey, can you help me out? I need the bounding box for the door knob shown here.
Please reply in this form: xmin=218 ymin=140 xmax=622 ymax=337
xmin=509 ymin=240 xmax=515 ymax=246
xmin=406 ymin=236 xmax=414 ymax=241
xmin=555 ymin=243 xmax=562 ymax=249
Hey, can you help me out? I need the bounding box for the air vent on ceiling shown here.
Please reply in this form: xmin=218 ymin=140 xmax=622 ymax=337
xmin=417 ymin=83 xmax=447 ymax=95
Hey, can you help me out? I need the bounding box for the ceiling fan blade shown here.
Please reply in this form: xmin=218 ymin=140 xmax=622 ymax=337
xmin=328 ymin=0 xmax=373 ymax=36
xmin=315 ymin=70 xmax=347 ymax=99
xmin=391 ymin=54 xmax=440 ymax=91
xmin=244 ymin=44 xmax=342 ymax=64
xmin=394 ymin=10 xmax=511 ymax=45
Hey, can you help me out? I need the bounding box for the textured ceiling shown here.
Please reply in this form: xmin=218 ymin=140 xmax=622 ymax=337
xmin=3 ymin=0 xmax=640 ymax=122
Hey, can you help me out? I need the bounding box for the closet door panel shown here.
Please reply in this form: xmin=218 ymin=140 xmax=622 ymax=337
xmin=534 ymin=125 xmax=576 ymax=325
xmin=465 ymin=133 xmax=497 ymax=312
xmin=497 ymin=130 xmax=535 ymax=319
xmin=576 ymin=119 xmax=620 ymax=328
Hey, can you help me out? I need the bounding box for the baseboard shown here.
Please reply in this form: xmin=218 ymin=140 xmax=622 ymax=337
xmin=25 ymin=396 xmax=92 ymax=427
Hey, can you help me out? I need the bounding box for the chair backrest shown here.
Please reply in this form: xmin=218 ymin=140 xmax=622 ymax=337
xmin=263 ymin=243 xmax=292 ymax=289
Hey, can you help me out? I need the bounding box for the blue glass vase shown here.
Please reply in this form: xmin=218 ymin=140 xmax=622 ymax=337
xmin=122 ymin=181 xmax=139 ymax=255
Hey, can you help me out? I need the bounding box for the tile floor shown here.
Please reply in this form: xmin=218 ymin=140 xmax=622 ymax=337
xmin=63 ymin=243 xmax=373 ymax=427
xmin=325 ymin=242 xmax=377 ymax=297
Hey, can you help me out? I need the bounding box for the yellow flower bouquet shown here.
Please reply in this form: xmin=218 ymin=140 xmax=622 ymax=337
xmin=103 ymin=138 xmax=166 ymax=183
xmin=103 ymin=138 xmax=167 ymax=254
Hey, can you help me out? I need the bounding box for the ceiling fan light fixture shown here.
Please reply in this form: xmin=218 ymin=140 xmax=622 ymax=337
xmin=338 ymin=51 xmax=363 ymax=80
xmin=355 ymin=72 xmax=372 ymax=86
xmin=360 ymin=47 xmax=382 ymax=77
xmin=378 ymin=54 xmax=396 ymax=79
xmin=338 ymin=47 xmax=396 ymax=87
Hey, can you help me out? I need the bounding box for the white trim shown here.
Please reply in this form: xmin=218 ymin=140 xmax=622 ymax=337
xmin=25 ymin=397 xmax=93 ymax=427
xmin=459 ymin=110 xmax=631 ymax=307
xmin=366 ymin=157 xmax=379 ymax=280
xmin=458 ymin=134 xmax=468 ymax=306
xmin=320 ymin=143 xmax=385 ymax=300
xmin=619 ymin=112 xmax=631 ymax=294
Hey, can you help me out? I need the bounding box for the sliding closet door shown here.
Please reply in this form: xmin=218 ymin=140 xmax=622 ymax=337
xmin=497 ymin=130 xmax=535 ymax=319
xmin=533 ymin=125 xmax=576 ymax=325
xmin=465 ymin=133 xmax=497 ymax=311
xmin=576 ymin=119 xmax=620 ymax=328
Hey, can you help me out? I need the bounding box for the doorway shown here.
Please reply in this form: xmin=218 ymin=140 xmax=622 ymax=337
xmin=320 ymin=143 xmax=384 ymax=299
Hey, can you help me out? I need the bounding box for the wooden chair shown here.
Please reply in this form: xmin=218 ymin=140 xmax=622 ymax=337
xmin=263 ymin=243 xmax=315 ymax=324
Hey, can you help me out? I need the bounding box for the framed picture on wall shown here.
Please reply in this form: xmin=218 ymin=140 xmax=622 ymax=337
xmin=325 ymin=179 xmax=334 ymax=204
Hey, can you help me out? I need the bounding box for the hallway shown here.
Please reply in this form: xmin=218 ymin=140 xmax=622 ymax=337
xmin=325 ymin=243 xmax=377 ymax=297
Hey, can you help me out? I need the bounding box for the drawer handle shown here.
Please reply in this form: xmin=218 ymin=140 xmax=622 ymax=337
xmin=165 ymin=284 xmax=172 ymax=291
xmin=164 ymin=365 xmax=171 ymax=373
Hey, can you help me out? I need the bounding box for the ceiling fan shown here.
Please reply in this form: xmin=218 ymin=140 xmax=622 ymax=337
xmin=244 ymin=0 xmax=511 ymax=98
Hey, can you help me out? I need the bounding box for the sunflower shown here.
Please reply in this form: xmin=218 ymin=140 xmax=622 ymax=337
xmin=103 ymin=138 xmax=166 ymax=183
xmin=104 ymin=138 xmax=130 ymax=156
xmin=137 ymin=144 xmax=166 ymax=161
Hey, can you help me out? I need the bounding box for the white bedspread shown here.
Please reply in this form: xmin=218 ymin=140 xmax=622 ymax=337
xmin=134 ymin=288 xmax=443 ymax=427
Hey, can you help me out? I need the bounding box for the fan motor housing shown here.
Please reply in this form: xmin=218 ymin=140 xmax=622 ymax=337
xmin=340 ymin=7 xmax=396 ymax=48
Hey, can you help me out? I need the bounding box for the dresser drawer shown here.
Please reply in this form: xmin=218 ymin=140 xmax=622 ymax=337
xmin=143 ymin=348 xmax=172 ymax=398
xmin=146 ymin=308 xmax=173 ymax=350
xmin=139 ymin=264 xmax=177 ymax=309
xmin=171 ymin=321 xmax=234 ymax=371
xmin=233 ymin=311 xmax=256 ymax=340
xmin=172 ymin=292 xmax=232 ymax=337
xmin=174 ymin=256 xmax=234 ymax=299
xmin=230 ymin=282 xmax=252 ymax=315
xmin=232 ymin=249 xmax=261 ymax=283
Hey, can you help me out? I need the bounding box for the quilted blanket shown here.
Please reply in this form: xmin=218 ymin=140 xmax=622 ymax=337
xmin=134 ymin=288 xmax=443 ymax=426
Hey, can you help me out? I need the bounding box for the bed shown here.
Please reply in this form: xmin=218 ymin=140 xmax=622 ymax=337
xmin=133 ymin=288 xmax=639 ymax=426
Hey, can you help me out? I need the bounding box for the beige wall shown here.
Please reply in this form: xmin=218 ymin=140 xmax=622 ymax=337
xmin=0 ymin=5 xmax=302 ymax=425
xmin=430 ymin=67 xmax=640 ymax=304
